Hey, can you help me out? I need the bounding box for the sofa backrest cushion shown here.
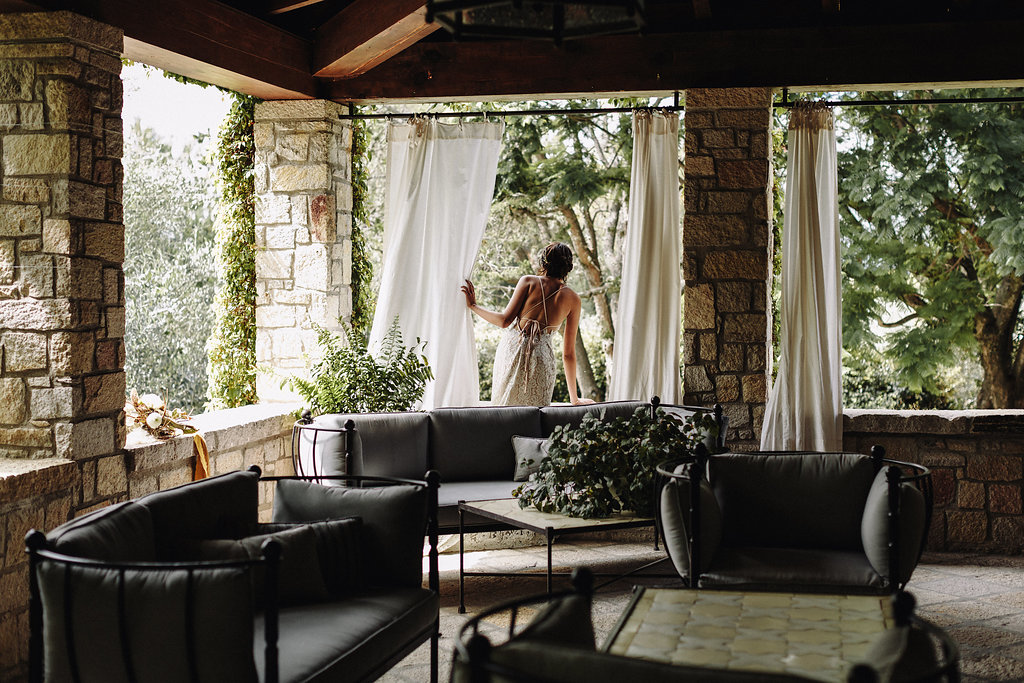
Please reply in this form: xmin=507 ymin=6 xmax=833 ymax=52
xmin=253 ymin=518 xmax=364 ymax=596
xmin=660 ymin=470 xmax=722 ymax=576
xmin=539 ymin=401 xmax=645 ymax=436
xmin=272 ymin=479 xmax=427 ymax=588
xmin=429 ymin=406 xmax=542 ymax=482
xmin=46 ymin=501 xmax=155 ymax=562
xmin=861 ymin=467 xmax=927 ymax=585
xmin=37 ymin=560 xmax=257 ymax=683
xmin=138 ymin=470 xmax=259 ymax=557
xmin=708 ymin=452 xmax=876 ymax=551
xmin=302 ymin=412 xmax=430 ymax=480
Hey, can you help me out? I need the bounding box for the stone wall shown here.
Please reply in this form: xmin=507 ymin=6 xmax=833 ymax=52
xmin=0 ymin=13 xmax=126 ymax=509
xmin=844 ymin=410 xmax=1024 ymax=553
xmin=681 ymin=88 xmax=774 ymax=448
xmin=0 ymin=403 xmax=295 ymax=680
xmin=253 ymin=101 xmax=354 ymax=402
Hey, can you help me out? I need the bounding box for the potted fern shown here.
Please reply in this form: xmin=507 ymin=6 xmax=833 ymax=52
xmin=285 ymin=318 xmax=433 ymax=477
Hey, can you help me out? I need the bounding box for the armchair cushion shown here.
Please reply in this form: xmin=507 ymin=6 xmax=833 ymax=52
xmin=708 ymin=452 xmax=875 ymax=551
xmin=36 ymin=560 xmax=257 ymax=683
xmin=660 ymin=468 xmax=722 ymax=576
xmin=254 ymin=517 xmax=364 ymax=595
xmin=175 ymin=525 xmax=329 ymax=605
xmin=699 ymin=547 xmax=885 ymax=593
xmin=45 ymin=501 xmax=155 ymax=562
xmin=861 ymin=467 xmax=927 ymax=586
xmin=272 ymin=479 xmax=427 ymax=588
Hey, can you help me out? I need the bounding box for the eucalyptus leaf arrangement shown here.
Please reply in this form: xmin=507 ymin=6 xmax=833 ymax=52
xmin=285 ymin=317 xmax=433 ymax=415
xmin=513 ymin=407 xmax=719 ymax=519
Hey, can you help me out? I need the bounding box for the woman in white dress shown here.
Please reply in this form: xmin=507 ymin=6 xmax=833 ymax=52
xmin=461 ymin=243 xmax=595 ymax=406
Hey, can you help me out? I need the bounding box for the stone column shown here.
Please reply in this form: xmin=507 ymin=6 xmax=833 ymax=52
xmin=0 ymin=13 xmax=126 ymax=503
xmin=682 ymin=88 xmax=774 ymax=447
xmin=253 ymin=101 xmax=353 ymax=402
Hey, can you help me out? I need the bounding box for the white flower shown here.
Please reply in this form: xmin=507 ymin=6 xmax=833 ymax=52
xmin=140 ymin=393 xmax=164 ymax=411
xmin=145 ymin=412 xmax=163 ymax=430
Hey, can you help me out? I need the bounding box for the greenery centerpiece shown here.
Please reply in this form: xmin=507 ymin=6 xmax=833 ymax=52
xmin=285 ymin=318 xmax=433 ymax=415
xmin=513 ymin=407 xmax=718 ymax=519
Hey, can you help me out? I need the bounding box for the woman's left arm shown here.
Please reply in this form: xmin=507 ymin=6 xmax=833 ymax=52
xmin=462 ymin=277 xmax=529 ymax=328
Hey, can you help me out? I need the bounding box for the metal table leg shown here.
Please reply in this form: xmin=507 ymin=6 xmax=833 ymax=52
xmin=546 ymin=526 xmax=553 ymax=595
xmin=459 ymin=506 xmax=466 ymax=614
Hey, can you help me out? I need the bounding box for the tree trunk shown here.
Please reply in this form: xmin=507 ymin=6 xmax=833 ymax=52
xmin=574 ymin=333 xmax=601 ymax=401
xmin=560 ymin=205 xmax=615 ymax=338
xmin=974 ymin=272 xmax=1024 ymax=408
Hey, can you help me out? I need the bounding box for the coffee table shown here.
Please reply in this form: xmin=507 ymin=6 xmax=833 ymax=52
xmin=457 ymin=498 xmax=659 ymax=614
xmin=604 ymin=587 xmax=894 ymax=682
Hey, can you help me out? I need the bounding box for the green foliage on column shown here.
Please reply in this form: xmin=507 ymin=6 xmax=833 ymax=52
xmin=350 ymin=117 xmax=374 ymax=334
xmin=207 ymin=93 xmax=258 ymax=409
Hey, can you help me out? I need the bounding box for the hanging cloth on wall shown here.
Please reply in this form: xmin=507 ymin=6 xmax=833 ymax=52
xmin=370 ymin=117 xmax=504 ymax=409
xmin=608 ymin=109 xmax=682 ymax=403
xmin=761 ymin=102 xmax=843 ymax=451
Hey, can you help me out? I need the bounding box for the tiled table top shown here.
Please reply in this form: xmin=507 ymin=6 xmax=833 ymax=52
xmin=460 ymin=498 xmax=652 ymax=532
xmin=605 ymin=588 xmax=893 ymax=681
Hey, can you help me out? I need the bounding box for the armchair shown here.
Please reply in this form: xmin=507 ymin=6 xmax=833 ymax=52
xmin=658 ymin=446 xmax=932 ymax=593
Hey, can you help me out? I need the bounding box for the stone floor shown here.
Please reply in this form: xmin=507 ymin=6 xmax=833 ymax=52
xmin=380 ymin=538 xmax=1024 ymax=682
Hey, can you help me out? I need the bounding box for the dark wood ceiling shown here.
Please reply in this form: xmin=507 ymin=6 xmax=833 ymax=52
xmin=3 ymin=0 xmax=1024 ymax=102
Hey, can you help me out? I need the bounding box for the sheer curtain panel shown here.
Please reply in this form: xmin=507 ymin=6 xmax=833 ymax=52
xmin=370 ymin=118 xmax=504 ymax=409
xmin=608 ymin=110 xmax=682 ymax=403
xmin=760 ymin=103 xmax=843 ymax=451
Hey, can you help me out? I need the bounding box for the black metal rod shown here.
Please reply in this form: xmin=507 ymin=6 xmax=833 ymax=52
xmin=339 ymin=104 xmax=684 ymax=120
xmin=775 ymin=92 xmax=1024 ymax=108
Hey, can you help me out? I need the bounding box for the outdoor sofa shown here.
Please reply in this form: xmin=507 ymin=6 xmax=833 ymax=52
xmin=294 ymin=398 xmax=726 ymax=533
xmin=26 ymin=467 xmax=441 ymax=683
xmin=659 ymin=447 xmax=932 ymax=594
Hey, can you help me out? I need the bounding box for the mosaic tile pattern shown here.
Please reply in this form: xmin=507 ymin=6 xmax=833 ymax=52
xmin=606 ymin=588 xmax=893 ymax=681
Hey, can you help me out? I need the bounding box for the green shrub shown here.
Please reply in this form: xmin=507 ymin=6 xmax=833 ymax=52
xmin=286 ymin=318 xmax=433 ymax=415
xmin=514 ymin=407 xmax=718 ymax=518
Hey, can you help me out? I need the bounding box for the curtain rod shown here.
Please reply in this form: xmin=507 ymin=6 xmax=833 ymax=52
xmin=339 ymin=92 xmax=683 ymax=120
xmin=774 ymin=87 xmax=1024 ymax=108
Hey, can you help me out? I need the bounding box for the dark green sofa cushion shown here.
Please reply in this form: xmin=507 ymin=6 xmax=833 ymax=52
xmin=45 ymin=501 xmax=155 ymax=562
xmin=37 ymin=560 xmax=257 ymax=683
xmin=272 ymin=479 xmax=427 ymax=587
xmin=708 ymin=452 xmax=875 ymax=551
xmin=429 ymin=406 xmax=542 ymax=481
xmin=138 ymin=470 xmax=259 ymax=557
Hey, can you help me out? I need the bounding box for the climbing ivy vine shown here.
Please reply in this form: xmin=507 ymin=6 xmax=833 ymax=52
xmin=350 ymin=116 xmax=374 ymax=334
xmin=206 ymin=92 xmax=258 ymax=409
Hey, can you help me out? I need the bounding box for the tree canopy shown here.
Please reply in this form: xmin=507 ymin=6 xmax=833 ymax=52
xmin=837 ymin=90 xmax=1024 ymax=408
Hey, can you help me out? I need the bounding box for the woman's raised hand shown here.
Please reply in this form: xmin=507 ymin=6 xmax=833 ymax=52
xmin=460 ymin=279 xmax=476 ymax=308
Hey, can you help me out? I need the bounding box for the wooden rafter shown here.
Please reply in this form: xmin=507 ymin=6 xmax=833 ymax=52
xmin=267 ymin=0 xmax=327 ymax=14
xmin=692 ymin=0 xmax=712 ymax=20
xmin=822 ymin=0 xmax=840 ymax=14
xmin=324 ymin=20 xmax=1024 ymax=102
xmin=313 ymin=0 xmax=440 ymax=78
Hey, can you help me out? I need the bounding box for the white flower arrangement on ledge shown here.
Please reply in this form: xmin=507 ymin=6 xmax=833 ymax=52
xmin=125 ymin=389 xmax=198 ymax=440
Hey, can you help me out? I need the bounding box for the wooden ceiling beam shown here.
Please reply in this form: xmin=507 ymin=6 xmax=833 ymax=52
xmin=267 ymin=0 xmax=326 ymax=15
xmin=313 ymin=0 xmax=440 ymax=78
xmin=6 ymin=0 xmax=315 ymax=98
xmin=692 ymin=0 xmax=712 ymax=21
xmin=323 ymin=19 xmax=1024 ymax=102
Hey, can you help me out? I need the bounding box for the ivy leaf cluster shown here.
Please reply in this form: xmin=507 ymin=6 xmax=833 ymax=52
xmin=513 ymin=407 xmax=718 ymax=518
xmin=285 ymin=318 xmax=433 ymax=415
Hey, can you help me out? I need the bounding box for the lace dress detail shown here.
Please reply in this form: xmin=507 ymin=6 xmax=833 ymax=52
xmin=490 ymin=284 xmax=562 ymax=406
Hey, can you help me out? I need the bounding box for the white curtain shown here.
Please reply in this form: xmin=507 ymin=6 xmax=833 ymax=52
xmin=370 ymin=118 xmax=504 ymax=409
xmin=760 ymin=103 xmax=843 ymax=451
xmin=608 ymin=110 xmax=682 ymax=403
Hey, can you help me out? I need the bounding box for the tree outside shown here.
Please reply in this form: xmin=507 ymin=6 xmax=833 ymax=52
xmin=835 ymin=90 xmax=1024 ymax=409
xmin=122 ymin=122 xmax=218 ymax=413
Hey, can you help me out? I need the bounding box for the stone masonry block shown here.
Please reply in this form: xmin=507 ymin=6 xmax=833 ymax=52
xmin=294 ymin=244 xmax=330 ymax=290
xmin=264 ymin=225 xmax=296 ymax=250
xmin=256 ymin=249 xmax=293 ymax=281
xmin=685 ymin=88 xmax=773 ymax=110
xmin=720 ymin=344 xmax=744 ymax=372
xmin=96 ymin=454 xmax=127 ymax=497
xmin=741 ymin=373 xmax=767 ymax=403
xmin=992 ymin=517 xmax=1024 ymax=552
xmin=42 ymin=219 xmax=74 ymax=255
xmin=684 ymin=155 xmax=714 ymax=177
xmin=715 ymin=375 xmax=740 ymax=402
xmin=966 ymin=455 xmax=1023 ymax=482
xmin=0 ymin=205 xmax=41 ymax=238
xmin=698 ymin=332 xmax=717 ymax=362
xmin=270 ymin=165 xmax=329 ymax=192
xmin=1 ymin=332 xmax=46 ymax=372
xmin=683 ymin=283 xmax=714 ymax=329
xmin=83 ymin=372 xmax=125 ymax=415
xmin=309 ymin=194 xmax=336 ymax=243
xmin=0 ymin=299 xmax=72 ymax=331
xmin=3 ymin=135 xmax=71 ymax=176
xmin=718 ymin=160 xmax=769 ymax=189
xmin=84 ymin=222 xmax=124 ymax=262
xmin=51 ymin=331 xmax=94 ymax=375
xmin=256 ymin=193 xmax=291 ymax=225
xmin=60 ymin=417 xmax=114 ymax=460
xmin=717 ymin=281 xmax=752 ymax=313
xmin=0 ymin=426 xmax=50 ymax=448
xmin=946 ymin=510 xmax=988 ymax=544
xmin=684 ymin=365 xmax=713 ymax=393
xmin=958 ymin=480 xmax=985 ymax=509
xmin=0 ymin=379 xmax=26 ymax=424
xmin=275 ymin=134 xmax=309 ymax=161
xmin=723 ymin=313 xmax=767 ymax=343
xmin=990 ymin=484 xmax=1022 ymax=514
xmin=30 ymin=386 xmax=76 ymax=420
xmin=707 ymin=191 xmax=752 ymax=214
xmin=685 ymin=214 xmax=749 ymax=247
xmin=704 ymin=251 xmax=768 ymax=280
xmin=256 ymin=100 xmax=345 ymax=122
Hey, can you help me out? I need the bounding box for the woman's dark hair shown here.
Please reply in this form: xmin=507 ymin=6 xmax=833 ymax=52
xmin=540 ymin=242 xmax=573 ymax=280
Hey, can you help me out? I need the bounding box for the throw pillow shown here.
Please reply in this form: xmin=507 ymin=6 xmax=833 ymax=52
xmin=511 ymin=435 xmax=550 ymax=482
xmin=253 ymin=517 xmax=364 ymax=595
xmin=175 ymin=525 xmax=330 ymax=605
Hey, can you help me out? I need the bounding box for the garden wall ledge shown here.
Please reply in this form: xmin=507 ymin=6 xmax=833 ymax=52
xmin=844 ymin=409 xmax=1024 ymax=436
